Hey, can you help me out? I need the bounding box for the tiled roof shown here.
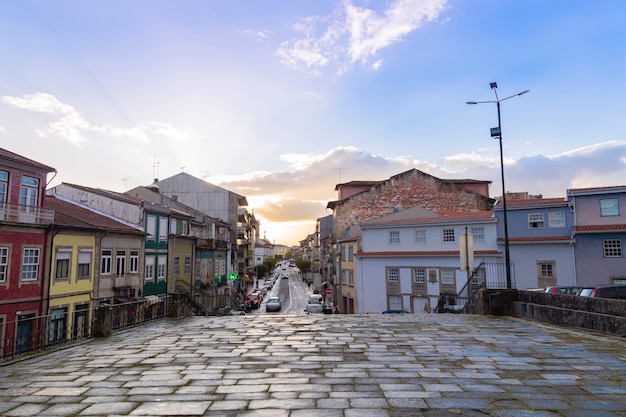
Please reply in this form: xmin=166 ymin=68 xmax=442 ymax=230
xmin=504 ymin=198 xmax=567 ymax=207
xmin=499 ymin=236 xmax=573 ymax=243
xmin=357 ymin=250 xmax=499 ymax=257
xmin=569 ymin=185 xmax=626 ymax=192
xmin=46 ymin=196 xmax=144 ymax=234
xmin=574 ymin=224 xmax=626 ymax=232
xmin=364 ymin=210 xmax=494 ymax=227
xmin=0 ymin=147 xmax=56 ymax=172
xmin=61 ymin=183 xmax=144 ymax=205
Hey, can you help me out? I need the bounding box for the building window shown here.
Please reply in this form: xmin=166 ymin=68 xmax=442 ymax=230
xmin=388 ymin=295 xmax=403 ymax=310
xmin=538 ymin=262 xmax=555 ymax=278
xmin=129 ymin=250 xmax=139 ymax=273
xmin=19 ymin=176 xmax=38 ymax=207
xmin=145 ymin=257 xmax=154 ymax=282
xmin=349 ymin=270 xmax=354 ymax=286
xmin=471 ymin=267 xmax=485 ymax=286
xmin=348 ymin=246 xmax=354 ymax=261
xmin=470 ymin=227 xmax=485 ymax=243
xmin=341 ymin=246 xmax=346 ymax=262
xmin=184 ymin=255 xmax=191 ymax=275
xmin=600 ymin=198 xmax=619 ymax=216
xmin=341 ymin=270 xmax=346 ymax=285
xmin=0 ymin=246 xmax=8 ymax=282
xmin=159 ymin=217 xmax=168 ymax=241
xmin=412 ymin=268 xmax=426 ymax=284
xmin=77 ymin=249 xmax=92 ymax=278
xmin=173 ymin=255 xmax=180 ymax=276
xmin=387 ymin=268 xmax=399 ymax=282
xmin=441 ymin=269 xmax=455 ymax=285
xmin=442 ymin=228 xmax=455 ymax=243
xmin=528 ymin=213 xmax=544 ymax=229
xmin=181 ymin=221 xmax=188 ymax=236
xmin=414 ymin=229 xmax=426 ymax=244
xmin=146 ymin=215 xmax=156 ymax=241
xmin=115 ymin=251 xmax=126 ymax=276
xmin=603 ymin=239 xmax=622 ymax=257
xmin=157 ymin=256 xmax=167 ymax=281
xmin=100 ymin=250 xmax=112 ymax=275
xmin=0 ymin=170 xmax=7 ymax=202
xmin=55 ymin=248 xmax=71 ymax=279
xmin=21 ymin=248 xmax=40 ymax=281
xmin=388 ymin=231 xmax=400 ymax=245
xmin=549 ymin=211 xmax=566 ymax=228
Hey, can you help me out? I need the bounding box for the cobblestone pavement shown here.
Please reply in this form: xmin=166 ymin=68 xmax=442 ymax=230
xmin=1 ymin=314 xmax=625 ymax=416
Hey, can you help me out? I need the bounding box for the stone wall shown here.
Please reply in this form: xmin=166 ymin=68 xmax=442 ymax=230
xmin=333 ymin=169 xmax=494 ymax=240
xmin=478 ymin=289 xmax=626 ymax=337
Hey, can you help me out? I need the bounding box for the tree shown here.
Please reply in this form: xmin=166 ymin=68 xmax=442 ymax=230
xmin=263 ymin=257 xmax=276 ymax=272
xmin=296 ymin=259 xmax=311 ymax=273
xmin=256 ymin=264 xmax=268 ymax=278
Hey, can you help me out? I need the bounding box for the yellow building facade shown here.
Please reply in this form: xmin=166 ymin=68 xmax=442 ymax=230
xmin=48 ymin=232 xmax=95 ymax=341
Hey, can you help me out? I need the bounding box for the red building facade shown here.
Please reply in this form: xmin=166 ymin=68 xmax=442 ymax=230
xmin=0 ymin=148 xmax=55 ymax=356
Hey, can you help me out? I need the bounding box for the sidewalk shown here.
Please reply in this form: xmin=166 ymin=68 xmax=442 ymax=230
xmin=1 ymin=314 xmax=625 ymax=416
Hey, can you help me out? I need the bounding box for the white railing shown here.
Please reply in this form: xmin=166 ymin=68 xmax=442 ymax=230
xmin=0 ymin=202 xmax=54 ymax=225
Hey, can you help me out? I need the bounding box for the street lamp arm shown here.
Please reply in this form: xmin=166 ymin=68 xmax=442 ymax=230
xmin=499 ymin=90 xmax=530 ymax=103
xmin=466 ymin=90 xmax=529 ymax=105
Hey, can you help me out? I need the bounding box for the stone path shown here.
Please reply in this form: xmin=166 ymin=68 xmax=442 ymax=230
xmin=1 ymin=314 xmax=625 ymax=416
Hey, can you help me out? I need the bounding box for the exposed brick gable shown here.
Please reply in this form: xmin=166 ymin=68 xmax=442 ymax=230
xmin=331 ymin=169 xmax=494 ymax=239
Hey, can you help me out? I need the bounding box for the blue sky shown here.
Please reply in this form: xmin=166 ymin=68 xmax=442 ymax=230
xmin=1 ymin=0 xmax=625 ymax=245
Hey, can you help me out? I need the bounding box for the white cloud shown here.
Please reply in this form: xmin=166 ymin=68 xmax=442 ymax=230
xmin=243 ymin=29 xmax=270 ymax=42
xmin=140 ymin=121 xmax=192 ymax=142
xmin=207 ymin=141 xmax=626 ymax=243
xmin=275 ymin=0 xmax=448 ymax=75
xmin=2 ymin=92 xmax=74 ymax=114
xmin=2 ymin=92 xmax=192 ymax=147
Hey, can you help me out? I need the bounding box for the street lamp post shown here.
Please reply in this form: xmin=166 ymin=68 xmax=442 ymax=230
xmin=466 ymin=82 xmax=529 ymax=289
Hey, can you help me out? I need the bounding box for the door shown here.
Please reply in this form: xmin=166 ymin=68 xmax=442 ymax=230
xmin=15 ymin=315 xmax=35 ymax=354
xmin=412 ymin=296 xmax=430 ymax=314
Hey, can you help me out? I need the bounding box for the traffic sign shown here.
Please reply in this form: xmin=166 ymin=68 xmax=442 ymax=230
xmin=326 ymin=288 xmax=332 ymax=295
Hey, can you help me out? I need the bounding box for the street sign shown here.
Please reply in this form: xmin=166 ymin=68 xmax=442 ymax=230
xmin=326 ymin=288 xmax=332 ymax=295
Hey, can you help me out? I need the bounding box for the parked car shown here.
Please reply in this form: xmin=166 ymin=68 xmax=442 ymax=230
xmin=576 ymin=285 xmax=626 ymax=299
xmin=381 ymin=310 xmax=410 ymax=314
xmin=308 ymin=294 xmax=323 ymax=305
xmin=245 ymin=293 xmax=261 ymax=309
xmin=545 ymin=286 xmax=582 ymax=295
xmin=265 ymin=297 xmax=282 ymax=312
xmin=304 ymin=304 xmax=324 ymax=314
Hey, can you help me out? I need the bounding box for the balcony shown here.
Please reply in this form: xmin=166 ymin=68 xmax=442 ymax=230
xmin=0 ymin=202 xmax=54 ymax=226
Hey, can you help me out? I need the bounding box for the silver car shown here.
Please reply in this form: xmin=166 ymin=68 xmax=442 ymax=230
xmin=265 ymin=297 xmax=282 ymax=312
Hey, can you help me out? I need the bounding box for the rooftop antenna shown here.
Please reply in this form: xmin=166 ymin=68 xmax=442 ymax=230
xmin=334 ymin=167 xmax=349 ymax=184
xmin=334 ymin=167 xmax=350 ymax=200
xmin=202 ymin=171 xmax=211 ymax=179
xmin=122 ymin=177 xmax=130 ymax=190
xmin=152 ymin=154 xmax=160 ymax=180
xmin=180 ymin=166 xmax=186 ymax=173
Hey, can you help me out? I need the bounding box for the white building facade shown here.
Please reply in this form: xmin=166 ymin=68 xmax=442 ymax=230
xmin=357 ymin=208 xmax=500 ymax=314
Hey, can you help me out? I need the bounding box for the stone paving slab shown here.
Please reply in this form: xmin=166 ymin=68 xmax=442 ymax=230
xmin=1 ymin=314 xmax=625 ymax=416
